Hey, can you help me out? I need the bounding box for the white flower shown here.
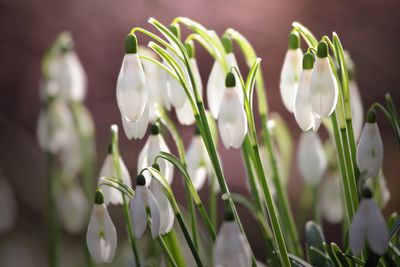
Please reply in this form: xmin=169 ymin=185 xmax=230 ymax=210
xmin=207 ymin=59 xmax=226 ymax=119
xmin=138 ymin=126 xmax=173 ymax=186
xmin=150 ymin=179 xmax=174 ymax=235
xmin=60 ymin=127 xmax=82 ymax=178
xmin=218 ymin=73 xmax=248 ymax=149
xmin=213 ymin=214 xmax=251 ymax=267
xmin=98 ymin=152 xmax=132 ymax=205
xmin=378 ymin=173 xmax=390 ymax=208
xmin=116 ymin=35 xmax=147 ymax=122
xmin=186 ymin=133 xmax=212 ymax=190
xmin=87 ymin=191 xmax=117 ymax=263
xmin=356 ymin=114 xmax=383 ymax=180
xmin=0 ymin=175 xmax=17 ymax=233
xmin=350 ymin=80 xmax=364 ymax=140
xmin=57 ymin=183 xmax=88 ymax=234
xmin=166 ymin=49 xmax=189 ymax=109
xmin=320 ymin=175 xmax=343 ymax=224
xmin=310 ymin=41 xmax=339 ymax=118
xmin=294 ymin=53 xmax=321 ymax=132
xmin=297 ymin=131 xmax=327 ymax=186
xmin=159 ymin=60 xmax=171 ymax=111
xmin=349 ymin=195 xmax=389 ymax=255
xmin=280 ymin=47 xmax=303 ymax=113
xmin=130 ymin=176 xmax=161 ymax=239
xmin=37 ymin=99 xmax=74 ymax=153
xmin=225 ymin=52 xmax=244 ymax=104
xmin=121 ymin=101 xmax=149 ymax=140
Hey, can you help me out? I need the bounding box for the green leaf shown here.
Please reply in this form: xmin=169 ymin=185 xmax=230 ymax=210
xmin=305 ymin=221 xmax=330 ymax=267
xmin=323 ymin=242 xmax=341 ymax=267
xmin=330 ymin=243 xmax=350 ymax=267
xmin=288 ymin=254 xmax=314 ymax=267
xmin=389 ymin=215 xmax=400 ymax=239
xmin=385 ymin=93 xmax=400 ymax=148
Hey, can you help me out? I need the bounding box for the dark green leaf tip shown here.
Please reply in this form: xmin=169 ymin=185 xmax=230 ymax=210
xmin=366 ymin=109 xmax=377 ymax=123
xmin=224 ymin=210 xmax=234 ymax=221
xmin=152 ymin=163 xmax=160 ymax=171
xmin=317 ymin=41 xmax=328 ymax=58
xmin=168 ymin=23 xmax=181 ymax=40
xmin=221 ymin=34 xmax=233 ymax=54
xmin=94 ymin=190 xmax=104 ymax=205
xmin=125 ymin=34 xmax=138 ymax=54
xmin=108 ymin=144 xmax=112 ymax=154
xmin=150 ymin=123 xmax=159 ymax=135
xmin=225 ymin=72 xmax=236 ymax=88
xmin=303 ymin=53 xmax=314 ymax=70
xmin=184 ymin=40 xmax=195 ymax=58
xmin=362 ymin=187 xmax=373 ymax=199
xmin=137 ymin=174 xmax=146 ymax=186
xmin=289 ymin=32 xmax=300 ymax=50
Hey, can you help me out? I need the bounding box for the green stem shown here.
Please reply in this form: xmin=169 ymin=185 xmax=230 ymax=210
xmin=162 ymin=231 xmax=186 ymax=267
xmin=157 ymin=236 xmax=178 ymax=267
xmin=47 ymin=152 xmax=58 ymax=267
xmin=186 ymin=184 xmax=199 ymax=249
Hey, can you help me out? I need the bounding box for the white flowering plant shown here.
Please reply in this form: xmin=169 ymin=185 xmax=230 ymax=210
xmin=38 ymin=18 xmax=400 ymax=267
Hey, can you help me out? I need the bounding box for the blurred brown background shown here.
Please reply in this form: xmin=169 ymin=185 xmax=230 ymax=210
xmin=1 ymin=0 xmax=400 ymax=265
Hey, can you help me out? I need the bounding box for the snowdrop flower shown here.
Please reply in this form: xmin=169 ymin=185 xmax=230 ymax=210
xmin=320 ymin=175 xmax=343 ymax=224
xmin=121 ymin=101 xmax=149 ymax=140
xmin=280 ymin=32 xmax=303 ymax=113
xmin=213 ymin=211 xmax=251 ymax=267
xmin=218 ymin=72 xmax=248 ymax=149
xmin=294 ymin=53 xmax=321 ymax=132
xmin=98 ymin=146 xmax=132 ymax=205
xmin=186 ymin=127 xmax=212 ymax=190
xmin=150 ymin=178 xmax=174 ymax=235
xmin=176 ymin=41 xmax=203 ymax=125
xmin=57 ymin=183 xmax=88 ymax=234
xmin=310 ymin=41 xmax=339 ymax=118
xmin=377 ymin=173 xmax=390 ymax=208
xmin=138 ymin=124 xmax=173 ymax=186
xmin=356 ymin=109 xmax=383 ymax=179
xmin=60 ymin=127 xmax=82 ymax=178
xmin=130 ymin=175 xmax=161 ymax=239
xmin=349 ymin=189 xmax=389 ymax=255
xmin=116 ymin=34 xmax=147 ymax=122
xmin=159 ymin=59 xmax=171 ymax=111
xmin=350 ymin=80 xmax=364 ymax=140
xmin=87 ymin=190 xmax=117 ymax=263
xmin=207 ymin=57 xmax=225 ymax=119
xmin=0 ymin=175 xmax=17 ymax=233
xmin=297 ymin=131 xmax=327 ymax=186
xmin=37 ymin=99 xmax=74 ymax=153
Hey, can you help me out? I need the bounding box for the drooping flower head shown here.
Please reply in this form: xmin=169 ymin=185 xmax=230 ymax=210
xmin=280 ymin=32 xmax=303 ymax=113
xmin=87 ymin=190 xmax=117 ymax=263
xmin=218 ymin=72 xmax=248 ymax=149
xmin=310 ymin=41 xmax=339 ymax=118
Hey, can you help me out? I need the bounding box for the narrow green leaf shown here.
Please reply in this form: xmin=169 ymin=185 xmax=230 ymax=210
xmin=331 ymin=243 xmax=350 ymax=267
xmin=305 ymin=221 xmax=330 ymax=267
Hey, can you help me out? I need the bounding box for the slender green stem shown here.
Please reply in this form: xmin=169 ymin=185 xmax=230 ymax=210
xmin=197 ymin=202 xmax=216 ymax=241
xmin=209 ymin=176 xmax=217 ymax=230
xmin=157 ymin=236 xmax=178 ymax=267
xmin=47 ymin=152 xmax=58 ymax=267
xmin=185 ymin=184 xmax=199 ymax=249
xmin=162 ymin=231 xmax=186 ymax=267
xmin=176 ymin=213 xmax=204 ymax=267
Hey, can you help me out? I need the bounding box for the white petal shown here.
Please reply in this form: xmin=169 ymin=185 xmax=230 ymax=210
xmin=186 ymin=136 xmax=209 ymax=190
xmin=145 ymin=186 xmax=162 ymax=239
xmin=159 ymin=61 xmax=171 ymax=111
xmin=129 ymin=186 xmax=147 ymax=238
xmin=213 ymin=221 xmax=251 ymax=267
xmin=59 ymin=128 xmax=82 ymax=177
xmin=356 ymin=123 xmax=383 ymax=179
xmin=349 ymin=200 xmax=368 ymax=255
xmin=207 ymin=60 xmax=226 ymax=118
xmin=116 ymin=54 xmax=147 ymax=122
xmin=379 ymin=174 xmax=390 ymax=208
xmin=294 ymin=69 xmax=313 ymax=131
xmin=87 ymin=204 xmax=117 ymax=263
xmin=297 ymin=131 xmax=326 ymax=185
xmin=121 ymin=100 xmax=149 ymax=140
xmin=226 ymin=53 xmax=244 ymax=105
xmin=311 ymin=113 xmax=322 ymax=132
xmin=218 ymin=88 xmax=248 ymax=149
xmin=176 ymin=98 xmax=196 ymax=125
xmin=167 ymin=51 xmax=188 ymax=109
xmin=320 ymin=176 xmax=343 ymax=224
xmin=280 ymin=49 xmax=303 ymax=113
xmin=349 ymin=81 xmax=364 ymax=141
xmin=365 ymin=198 xmax=389 ymax=255
xmin=191 ymin=58 xmax=203 ymax=97
xmin=150 ymin=180 xmax=174 ymax=234
xmin=310 ymin=57 xmax=339 ymax=118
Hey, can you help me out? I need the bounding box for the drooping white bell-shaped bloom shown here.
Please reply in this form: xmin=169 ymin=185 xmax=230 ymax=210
xmin=213 ymin=217 xmax=251 ymax=267
xmin=356 ymin=119 xmax=383 ymax=180
xmin=57 ymin=50 xmax=87 ymax=102
xmin=87 ymin=194 xmax=117 ymax=263
xmin=166 ymin=50 xmax=189 ymax=109
xmin=186 ymin=134 xmax=212 ymax=190
xmin=57 ymin=183 xmax=88 ymax=234
xmin=377 ymin=173 xmax=390 ymax=208
xmin=121 ymin=101 xmax=149 ymax=140
xmin=280 ymin=48 xmax=303 ymax=113
xmin=98 ymin=153 xmax=132 ymax=205
xmin=225 ymin=52 xmax=244 ymax=104
xmin=310 ymin=42 xmax=339 ymax=118
xmin=349 ymin=196 xmax=389 ymax=255
xmin=320 ymin=175 xmax=343 ymax=224
xmin=150 ymin=179 xmax=174 ymax=235
xmin=116 ymin=52 xmax=147 ymax=122
xmin=130 ymin=182 xmax=161 ymax=239
xmin=138 ymin=129 xmax=173 ymax=186
xmin=37 ymin=99 xmax=74 ymax=153
xmin=350 ymin=81 xmax=364 ymax=140
xmin=0 ymin=175 xmax=17 ymax=233
xmin=218 ymin=73 xmax=248 ymax=149
xmin=159 ymin=60 xmax=171 ymax=111
xmin=207 ymin=59 xmax=226 ymax=119
xmin=60 ymin=128 xmax=82 ymax=178
xmin=297 ymin=131 xmax=327 ymax=186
